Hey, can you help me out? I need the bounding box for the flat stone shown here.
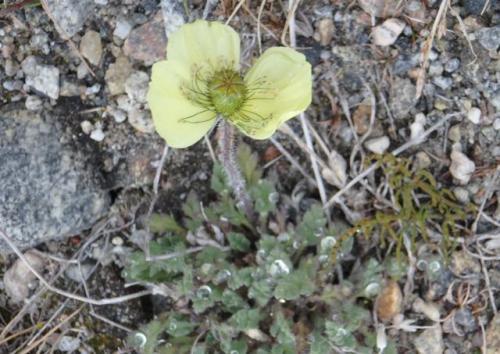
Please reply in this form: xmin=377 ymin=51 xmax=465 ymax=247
xmin=123 ymin=12 xmax=167 ymax=65
xmin=0 ymin=109 xmax=110 ymax=252
xmin=390 ymin=78 xmax=417 ymax=120
xmin=477 ymin=26 xmax=500 ymax=51
xmin=80 ymin=30 xmax=102 ymax=66
xmin=45 ymin=0 xmax=95 ymax=37
xmin=105 ymin=56 xmax=133 ymax=96
xmin=22 ymin=56 xmax=60 ymax=100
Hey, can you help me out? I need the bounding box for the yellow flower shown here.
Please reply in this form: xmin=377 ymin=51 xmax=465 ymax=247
xmin=147 ymin=20 xmax=312 ymax=148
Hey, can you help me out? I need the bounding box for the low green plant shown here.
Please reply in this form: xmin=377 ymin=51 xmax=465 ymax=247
xmin=123 ymin=145 xmax=395 ymax=354
xmin=332 ymin=154 xmax=475 ymax=263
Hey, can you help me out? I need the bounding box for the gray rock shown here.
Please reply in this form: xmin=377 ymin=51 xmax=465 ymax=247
xmin=45 ymin=0 xmax=95 ymax=37
xmin=22 ymin=56 xmax=60 ymax=100
xmin=123 ymin=12 xmax=167 ymax=65
xmin=414 ymin=326 xmax=444 ymax=354
xmin=390 ymin=78 xmax=417 ymax=120
xmin=57 ymin=336 xmax=81 ymax=352
xmin=25 ymin=95 xmax=43 ymax=111
xmin=444 ymin=58 xmax=460 ymax=73
xmin=477 ymin=26 xmax=500 ymax=51
xmin=125 ymin=71 xmax=149 ymax=104
xmin=105 ymin=56 xmax=133 ymax=96
xmin=490 ymin=91 xmax=500 ymax=111
xmin=0 ymin=109 xmax=109 ymax=253
xmin=80 ymin=30 xmax=102 ymax=66
xmin=364 ymin=136 xmax=390 ymax=154
xmin=432 ymin=76 xmax=453 ymax=90
xmin=114 ymin=19 xmax=133 ymax=40
xmin=463 ymin=0 xmax=488 ymax=15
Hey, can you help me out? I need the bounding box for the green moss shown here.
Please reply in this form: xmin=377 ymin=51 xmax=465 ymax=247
xmin=332 ymin=154 xmax=475 ymax=263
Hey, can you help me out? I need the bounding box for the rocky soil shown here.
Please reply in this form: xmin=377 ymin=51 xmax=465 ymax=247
xmin=0 ymin=0 xmax=499 ymax=353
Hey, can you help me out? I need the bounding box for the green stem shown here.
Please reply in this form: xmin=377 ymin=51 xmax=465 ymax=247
xmin=218 ymin=120 xmax=255 ymax=222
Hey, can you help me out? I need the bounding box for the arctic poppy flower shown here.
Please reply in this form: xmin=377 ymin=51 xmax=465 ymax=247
xmin=147 ymin=20 xmax=312 ymax=148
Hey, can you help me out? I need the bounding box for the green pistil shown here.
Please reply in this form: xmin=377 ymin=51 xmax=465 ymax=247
xmin=207 ymin=69 xmax=247 ymax=117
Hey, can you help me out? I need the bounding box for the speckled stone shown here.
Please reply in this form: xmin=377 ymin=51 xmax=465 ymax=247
xmin=0 ymin=109 xmax=110 ymax=253
xmin=123 ymin=12 xmax=167 ymax=65
xmin=45 ymin=0 xmax=95 ymax=37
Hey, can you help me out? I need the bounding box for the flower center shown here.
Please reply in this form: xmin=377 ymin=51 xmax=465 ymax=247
xmin=207 ymin=69 xmax=247 ymax=117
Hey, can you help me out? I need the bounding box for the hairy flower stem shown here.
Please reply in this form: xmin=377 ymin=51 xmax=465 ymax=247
xmin=218 ymin=119 xmax=255 ymax=222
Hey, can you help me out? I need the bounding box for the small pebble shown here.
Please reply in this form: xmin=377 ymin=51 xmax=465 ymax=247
xmin=428 ymin=62 xmax=444 ymax=76
xmin=365 ymin=136 xmax=390 ymax=154
xmin=450 ymin=150 xmax=475 ymax=185
xmin=80 ymin=120 xmax=93 ymax=134
xmin=415 ymin=151 xmax=431 ymax=169
xmin=317 ymin=18 xmax=334 ymax=46
xmin=80 ymin=30 xmax=102 ymax=66
xmin=112 ymin=236 xmax=124 ymax=246
xmin=125 ymin=71 xmax=149 ymax=103
xmin=90 ymin=127 xmax=105 ymax=141
xmin=444 ymin=58 xmax=460 ymax=73
xmin=372 ymin=18 xmax=405 ymax=46
xmin=128 ymin=108 xmax=155 ymax=133
xmin=108 ymin=107 xmax=127 ymax=123
xmin=410 ymin=113 xmax=426 ymax=140
xmin=453 ymin=187 xmax=470 ymax=204
xmin=25 ymin=95 xmax=43 ymax=111
xmin=433 ymin=76 xmax=453 ymax=90
xmin=114 ymin=19 xmax=133 ymax=40
xmin=448 ymin=124 xmax=461 ymax=142
xmin=105 ymin=56 xmax=133 ymax=96
xmin=493 ymin=118 xmax=500 ymax=130
xmin=467 ymin=107 xmax=481 ymax=124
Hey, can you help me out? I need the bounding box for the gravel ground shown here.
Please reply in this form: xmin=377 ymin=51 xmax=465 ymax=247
xmin=0 ymin=0 xmax=499 ymax=353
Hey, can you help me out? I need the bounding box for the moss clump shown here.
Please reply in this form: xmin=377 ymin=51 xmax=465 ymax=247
xmin=332 ymin=154 xmax=475 ymax=262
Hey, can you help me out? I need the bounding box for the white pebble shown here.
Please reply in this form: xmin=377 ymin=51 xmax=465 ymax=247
xmin=108 ymin=107 xmax=127 ymax=123
xmin=372 ymin=18 xmax=405 ymax=46
xmin=467 ymin=107 xmax=481 ymax=124
xmin=25 ymin=95 xmax=43 ymax=111
xmin=112 ymin=236 xmax=124 ymax=246
xmin=365 ymin=136 xmax=390 ymax=154
xmin=114 ymin=20 xmax=133 ymax=40
xmin=80 ymin=120 xmax=93 ymax=134
xmin=450 ymin=150 xmax=475 ymax=185
xmin=90 ymin=127 xmax=105 ymax=141
xmin=410 ymin=113 xmax=426 ymax=141
xmin=493 ymin=118 xmax=500 ymax=130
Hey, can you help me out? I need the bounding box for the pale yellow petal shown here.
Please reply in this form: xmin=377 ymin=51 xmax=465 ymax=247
xmin=241 ymin=47 xmax=312 ymax=139
xmin=147 ymin=60 xmax=216 ymax=148
xmin=167 ymin=20 xmax=240 ymax=73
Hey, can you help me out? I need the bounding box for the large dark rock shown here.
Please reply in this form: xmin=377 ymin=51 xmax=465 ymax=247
xmin=0 ymin=109 xmax=110 ymax=252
